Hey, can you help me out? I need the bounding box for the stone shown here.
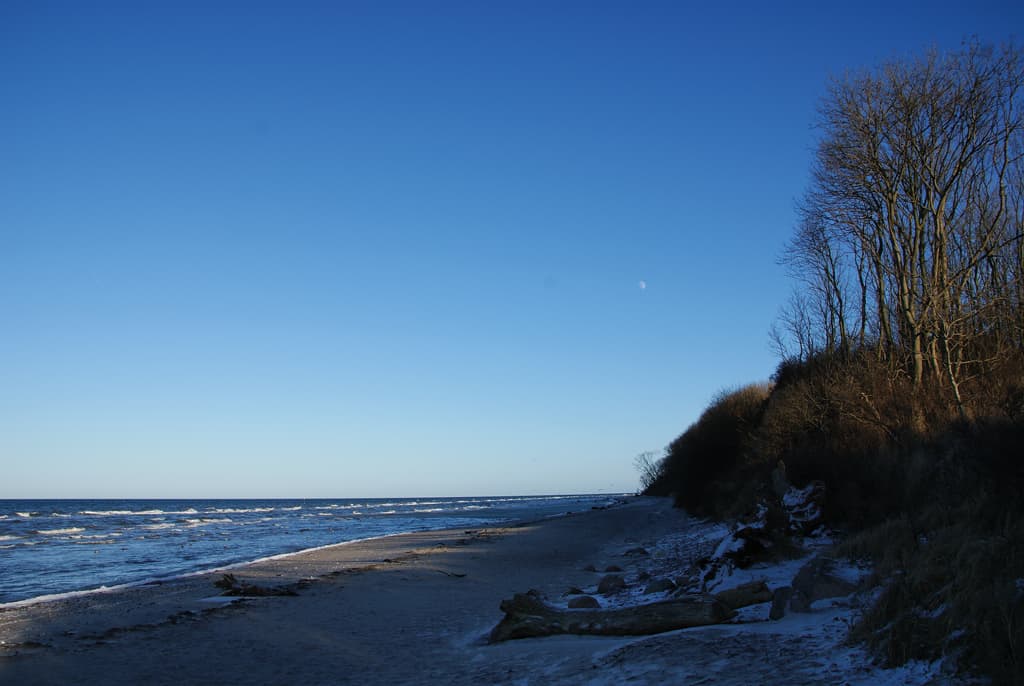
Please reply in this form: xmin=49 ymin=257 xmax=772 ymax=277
xmin=597 ymin=574 xmax=627 ymax=595
xmin=605 ymin=565 xmax=623 ymax=572
xmin=789 ymin=589 xmax=811 ymax=613
xmin=789 ymin=557 xmax=857 ymax=611
xmin=643 ymin=578 xmax=677 ymax=594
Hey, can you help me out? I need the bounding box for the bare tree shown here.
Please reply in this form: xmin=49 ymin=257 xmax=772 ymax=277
xmin=633 ymin=451 xmax=664 ymax=493
xmin=778 ymin=41 xmax=1024 ymax=417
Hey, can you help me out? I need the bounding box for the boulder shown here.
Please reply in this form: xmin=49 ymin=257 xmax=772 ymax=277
xmin=568 ymin=595 xmax=601 ymax=609
xmin=643 ymin=578 xmax=677 ymax=595
xmin=597 ymin=574 xmax=627 ymax=595
xmin=788 ymin=556 xmax=857 ymax=612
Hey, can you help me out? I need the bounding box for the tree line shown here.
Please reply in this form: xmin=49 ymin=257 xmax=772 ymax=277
xmin=774 ymin=41 xmax=1023 ymax=420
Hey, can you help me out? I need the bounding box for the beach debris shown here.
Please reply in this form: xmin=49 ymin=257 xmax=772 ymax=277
xmin=214 ymin=573 xmax=298 ymax=597
xmin=769 ymin=586 xmax=794 ymax=620
xmin=782 ymin=481 xmax=827 ymax=535
xmin=0 ymin=639 xmax=50 ymax=655
xmin=489 ymin=589 xmax=735 ymax=642
xmin=434 ymin=569 xmax=467 ymax=578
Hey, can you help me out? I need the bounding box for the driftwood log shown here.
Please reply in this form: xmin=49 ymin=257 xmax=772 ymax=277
xmin=712 ymin=580 xmax=773 ymax=610
xmin=489 ymin=590 xmax=736 ymax=643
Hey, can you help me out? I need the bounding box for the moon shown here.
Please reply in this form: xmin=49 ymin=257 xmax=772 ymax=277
xmin=638 ymin=280 xmax=647 ymax=290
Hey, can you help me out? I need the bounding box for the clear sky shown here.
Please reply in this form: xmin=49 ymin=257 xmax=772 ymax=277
xmin=2 ymin=1 xmax=1020 ymax=498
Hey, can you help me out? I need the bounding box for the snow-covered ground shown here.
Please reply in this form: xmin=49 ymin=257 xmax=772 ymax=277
xmin=530 ymin=512 xmax=970 ymax=686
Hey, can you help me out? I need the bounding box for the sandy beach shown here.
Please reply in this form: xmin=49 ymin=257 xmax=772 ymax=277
xmin=0 ymin=498 xmax=944 ymax=685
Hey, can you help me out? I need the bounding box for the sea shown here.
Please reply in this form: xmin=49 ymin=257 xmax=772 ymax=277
xmin=0 ymin=494 xmax=619 ymax=606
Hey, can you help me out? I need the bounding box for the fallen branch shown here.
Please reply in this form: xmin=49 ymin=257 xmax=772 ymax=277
xmin=489 ymin=590 xmax=735 ymax=643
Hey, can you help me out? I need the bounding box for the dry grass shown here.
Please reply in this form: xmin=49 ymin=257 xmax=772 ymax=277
xmin=644 ymin=348 xmax=1024 ymax=682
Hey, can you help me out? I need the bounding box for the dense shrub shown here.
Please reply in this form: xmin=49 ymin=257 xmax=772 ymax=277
xmin=841 ymin=422 xmax=1024 ymax=684
xmin=644 ymin=348 xmax=1024 ymax=682
xmin=644 ymin=383 xmax=771 ymax=516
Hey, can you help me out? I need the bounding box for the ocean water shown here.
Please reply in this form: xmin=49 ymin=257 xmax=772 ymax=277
xmin=0 ymin=494 xmax=618 ymax=605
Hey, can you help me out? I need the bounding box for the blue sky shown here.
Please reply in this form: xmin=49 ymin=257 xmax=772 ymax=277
xmin=2 ymin=1 xmax=1020 ymax=498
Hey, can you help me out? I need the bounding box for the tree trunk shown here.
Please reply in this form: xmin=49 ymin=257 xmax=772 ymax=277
xmin=489 ymin=591 xmax=735 ymax=643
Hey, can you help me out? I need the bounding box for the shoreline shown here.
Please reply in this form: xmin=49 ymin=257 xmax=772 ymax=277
xmin=0 ymin=532 xmax=407 ymax=612
xmin=1 ymin=495 xmax=623 ymax=609
xmin=0 ymin=497 xmax=956 ymax=685
xmin=0 ymin=497 xmax=683 ymax=684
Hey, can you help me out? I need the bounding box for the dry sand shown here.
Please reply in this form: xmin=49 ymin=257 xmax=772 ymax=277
xmin=0 ymin=497 xmax=920 ymax=685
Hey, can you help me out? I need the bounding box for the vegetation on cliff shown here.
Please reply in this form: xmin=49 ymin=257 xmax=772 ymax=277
xmin=643 ymin=41 xmax=1024 ymax=684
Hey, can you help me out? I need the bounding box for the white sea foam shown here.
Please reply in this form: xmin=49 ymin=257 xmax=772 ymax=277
xmin=0 ymin=583 xmax=136 ymax=610
xmin=185 ymin=518 xmax=232 ymax=527
xmin=80 ymin=509 xmax=198 ymax=516
xmin=2 ymin=494 xmax=616 ymax=607
xmin=206 ymin=507 xmax=274 ymax=514
xmin=0 ymin=535 xmax=20 ymax=542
